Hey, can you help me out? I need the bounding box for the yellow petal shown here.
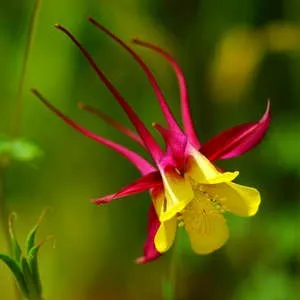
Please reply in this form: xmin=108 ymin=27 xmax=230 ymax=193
xmin=159 ymin=167 xmax=194 ymax=222
xmin=183 ymin=199 xmax=229 ymax=254
xmin=154 ymin=217 xmax=177 ymax=253
xmin=203 ymin=182 xmax=261 ymax=217
xmin=185 ymin=149 xmax=239 ymax=184
xmin=151 ymin=188 xmax=165 ymax=217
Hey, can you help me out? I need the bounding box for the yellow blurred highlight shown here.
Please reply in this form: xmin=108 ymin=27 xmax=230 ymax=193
xmin=263 ymin=23 xmax=300 ymax=52
xmin=209 ymin=27 xmax=264 ymax=102
xmin=210 ymin=23 xmax=300 ymax=101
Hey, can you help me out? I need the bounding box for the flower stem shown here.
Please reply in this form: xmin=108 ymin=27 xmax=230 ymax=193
xmin=10 ymin=0 xmax=41 ymax=138
xmin=163 ymin=240 xmax=181 ymax=300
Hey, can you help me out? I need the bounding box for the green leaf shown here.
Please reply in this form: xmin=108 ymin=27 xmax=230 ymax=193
xmin=27 ymin=235 xmax=53 ymax=297
xmin=25 ymin=225 xmax=39 ymax=255
xmin=8 ymin=213 xmax=22 ymax=262
xmin=21 ymin=257 xmax=39 ymax=298
xmin=0 ymin=254 xmax=29 ymax=297
xmin=25 ymin=209 xmax=47 ymax=255
xmin=10 ymin=139 xmax=42 ymax=162
xmin=27 ymin=246 xmax=42 ymax=296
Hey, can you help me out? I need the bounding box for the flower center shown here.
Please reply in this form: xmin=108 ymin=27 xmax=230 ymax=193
xmin=179 ymin=180 xmax=225 ymax=234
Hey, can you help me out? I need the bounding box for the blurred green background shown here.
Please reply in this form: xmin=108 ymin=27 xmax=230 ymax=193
xmin=0 ymin=0 xmax=299 ymax=299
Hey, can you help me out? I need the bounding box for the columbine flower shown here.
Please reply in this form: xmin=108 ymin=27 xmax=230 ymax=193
xmin=32 ymin=18 xmax=270 ymax=263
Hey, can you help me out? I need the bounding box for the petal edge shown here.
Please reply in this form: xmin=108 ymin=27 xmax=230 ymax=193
xmin=201 ymin=101 xmax=270 ymax=161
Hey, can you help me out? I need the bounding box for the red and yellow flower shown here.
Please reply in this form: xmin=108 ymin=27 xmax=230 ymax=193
xmin=33 ymin=18 xmax=270 ymax=263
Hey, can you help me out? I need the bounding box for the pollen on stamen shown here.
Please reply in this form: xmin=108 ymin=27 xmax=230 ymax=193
xmin=177 ymin=214 xmax=184 ymax=227
xmin=181 ymin=182 xmax=227 ymax=234
xmin=192 ymin=182 xmax=226 ymax=213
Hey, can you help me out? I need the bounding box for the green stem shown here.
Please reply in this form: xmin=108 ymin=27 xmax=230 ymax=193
xmin=0 ymin=165 xmax=10 ymax=251
xmin=10 ymin=0 xmax=41 ymax=138
xmin=163 ymin=240 xmax=181 ymax=300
